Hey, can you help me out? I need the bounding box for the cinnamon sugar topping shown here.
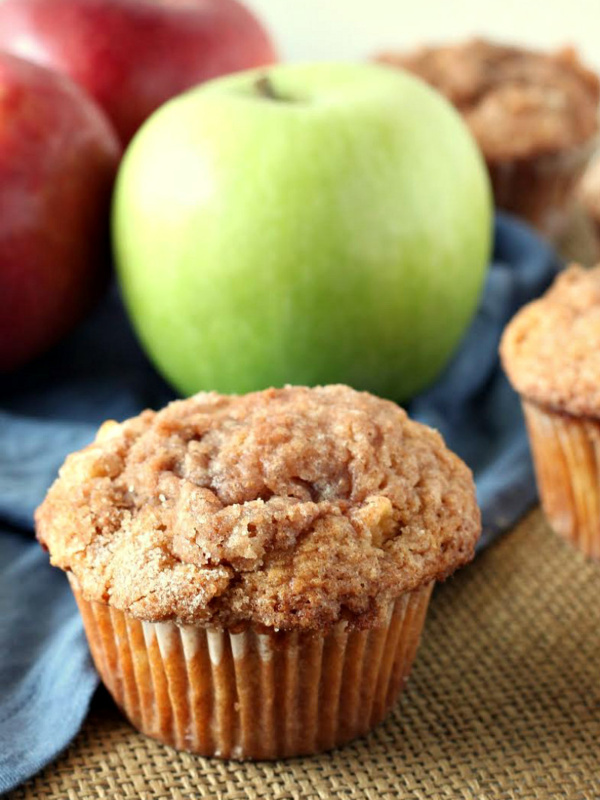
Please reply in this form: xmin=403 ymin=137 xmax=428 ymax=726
xmin=36 ymin=385 xmax=480 ymax=630
xmin=376 ymin=39 xmax=599 ymax=161
xmin=501 ymin=265 xmax=600 ymax=417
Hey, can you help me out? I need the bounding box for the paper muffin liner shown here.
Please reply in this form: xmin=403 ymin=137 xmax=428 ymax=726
xmin=488 ymin=139 xmax=596 ymax=239
xmin=522 ymin=399 xmax=600 ymax=558
xmin=69 ymin=578 xmax=434 ymax=759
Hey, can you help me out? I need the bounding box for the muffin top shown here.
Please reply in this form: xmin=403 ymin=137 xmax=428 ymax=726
xmin=376 ymin=39 xmax=599 ymax=160
xmin=501 ymin=265 xmax=600 ymax=417
xmin=36 ymin=385 xmax=480 ymax=631
xmin=579 ymin=157 xmax=600 ymax=221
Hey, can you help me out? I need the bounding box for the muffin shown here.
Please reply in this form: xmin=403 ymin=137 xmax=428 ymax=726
xmin=35 ymin=385 xmax=480 ymax=759
xmin=375 ymin=39 xmax=600 ymax=237
xmin=501 ymin=266 xmax=600 ymax=558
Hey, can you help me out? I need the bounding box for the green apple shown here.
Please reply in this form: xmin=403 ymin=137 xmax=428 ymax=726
xmin=113 ymin=62 xmax=492 ymax=400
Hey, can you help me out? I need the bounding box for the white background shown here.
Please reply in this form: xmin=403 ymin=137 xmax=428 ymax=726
xmin=245 ymin=0 xmax=600 ymax=72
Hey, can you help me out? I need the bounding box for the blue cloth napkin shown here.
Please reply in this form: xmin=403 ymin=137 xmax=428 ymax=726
xmin=0 ymin=214 xmax=560 ymax=793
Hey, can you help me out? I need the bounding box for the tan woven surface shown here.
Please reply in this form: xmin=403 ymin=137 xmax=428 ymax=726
xmin=8 ymin=507 xmax=600 ymax=800
xmin=8 ymin=218 xmax=600 ymax=800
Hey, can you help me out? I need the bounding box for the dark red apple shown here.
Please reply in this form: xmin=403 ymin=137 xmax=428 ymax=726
xmin=0 ymin=52 xmax=121 ymax=372
xmin=0 ymin=0 xmax=277 ymax=144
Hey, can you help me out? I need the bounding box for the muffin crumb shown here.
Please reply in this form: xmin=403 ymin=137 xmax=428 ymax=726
xmin=377 ymin=39 xmax=599 ymax=160
xmin=36 ymin=385 xmax=480 ymax=630
xmin=501 ymin=265 xmax=600 ymax=416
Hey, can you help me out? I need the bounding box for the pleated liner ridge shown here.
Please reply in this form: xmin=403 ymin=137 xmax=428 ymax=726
xmin=523 ymin=399 xmax=600 ymax=559
xmin=70 ymin=579 xmax=434 ymax=760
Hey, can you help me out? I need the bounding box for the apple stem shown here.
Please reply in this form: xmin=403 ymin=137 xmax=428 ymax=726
xmin=255 ymin=75 xmax=290 ymax=102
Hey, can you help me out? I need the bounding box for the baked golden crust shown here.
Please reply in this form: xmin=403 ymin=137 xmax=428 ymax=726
xmin=36 ymin=385 xmax=480 ymax=631
xmin=501 ymin=266 xmax=600 ymax=417
xmin=376 ymin=39 xmax=599 ymax=161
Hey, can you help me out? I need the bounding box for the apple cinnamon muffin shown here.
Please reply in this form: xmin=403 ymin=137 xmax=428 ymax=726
xmin=501 ymin=266 xmax=600 ymax=558
xmin=375 ymin=39 xmax=600 ymax=237
xmin=36 ymin=385 xmax=480 ymax=759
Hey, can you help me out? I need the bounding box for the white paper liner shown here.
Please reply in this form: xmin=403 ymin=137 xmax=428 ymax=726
xmin=70 ymin=580 xmax=434 ymax=759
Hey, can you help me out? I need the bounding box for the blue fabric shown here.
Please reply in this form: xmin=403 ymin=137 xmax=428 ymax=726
xmin=0 ymin=214 xmax=560 ymax=793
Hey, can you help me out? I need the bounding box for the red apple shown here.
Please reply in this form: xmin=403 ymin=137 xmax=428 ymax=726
xmin=0 ymin=0 xmax=277 ymax=144
xmin=0 ymin=52 xmax=121 ymax=372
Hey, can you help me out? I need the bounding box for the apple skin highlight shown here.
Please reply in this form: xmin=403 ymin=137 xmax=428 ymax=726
xmin=113 ymin=62 xmax=493 ymax=401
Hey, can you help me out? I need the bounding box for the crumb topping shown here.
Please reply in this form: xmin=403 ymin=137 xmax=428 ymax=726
xmin=36 ymin=385 xmax=480 ymax=630
xmin=376 ymin=39 xmax=599 ymax=160
xmin=501 ymin=265 xmax=600 ymax=417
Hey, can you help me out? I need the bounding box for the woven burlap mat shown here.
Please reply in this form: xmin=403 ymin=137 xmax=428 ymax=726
xmin=7 ymin=217 xmax=600 ymax=800
xmin=8 ymin=507 xmax=600 ymax=800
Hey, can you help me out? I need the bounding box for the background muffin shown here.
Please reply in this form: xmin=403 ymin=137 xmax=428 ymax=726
xmin=375 ymin=39 xmax=600 ymax=238
xmin=500 ymin=266 xmax=600 ymax=558
xmin=36 ymin=385 xmax=480 ymax=759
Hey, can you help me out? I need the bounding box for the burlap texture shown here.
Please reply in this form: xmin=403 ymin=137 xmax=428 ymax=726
xmin=8 ymin=216 xmax=600 ymax=799
xmin=8 ymin=507 xmax=600 ymax=800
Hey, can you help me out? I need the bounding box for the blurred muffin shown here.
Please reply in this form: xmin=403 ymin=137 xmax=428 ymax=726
xmin=501 ymin=266 xmax=600 ymax=558
xmin=375 ymin=39 xmax=600 ymax=237
xmin=36 ymin=385 xmax=480 ymax=759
